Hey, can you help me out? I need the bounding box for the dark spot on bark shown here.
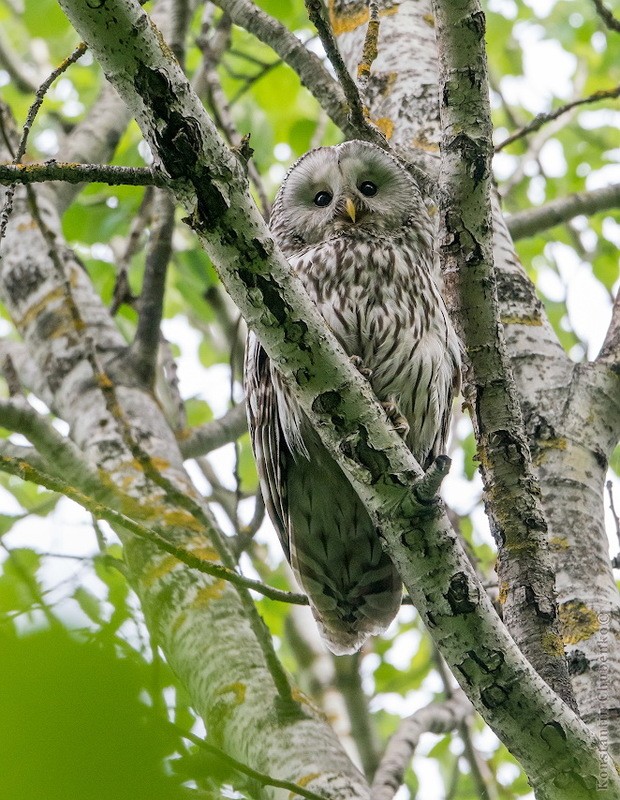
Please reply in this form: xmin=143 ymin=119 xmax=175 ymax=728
xmin=567 ymin=649 xmax=589 ymax=676
xmin=295 ymin=367 xmax=311 ymax=386
xmin=238 ymin=269 xmax=288 ymax=326
xmin=467 ymin=10 xmax=486 ymax=36
xmin=446 ymin=572 xmax=476 ymax=615
xmin=426 ymin=611 xmax=437 ymax=628
xmin=134 ymin=64 xmax=171 ymax=121
xmin=449 ymin=133 xmax=490 ymax=186
xmin=312 ymin=391 xmax=342 ymax=415
xmin=456 ymin=648 xmax=504 ymax=684
xmin=351 ymin=426 xmax=391 ymax=481
xmin=4 ymin=260 xmax=46 ymax=304
xmin=480 ymin=683 xmax=509 ymax=709
xmin=541 ymin=720 xmax=566 ymax=746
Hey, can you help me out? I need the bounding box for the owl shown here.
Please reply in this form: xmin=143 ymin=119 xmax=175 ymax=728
xmin=245 ymin=140 xmax=460 ymax=655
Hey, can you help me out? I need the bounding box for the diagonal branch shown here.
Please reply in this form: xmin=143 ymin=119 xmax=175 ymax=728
xmin=495 ymin=83 xmax=620 ymax=151
xmin=55 ymin=1 xmax=620 ymax=796
xmin=371 ymin=692 xmax=474 ymax=800
xmin=506 ymin=182 xmax=620 ymax=240
xmin=591 ymin=0 xmax=620 ymax=33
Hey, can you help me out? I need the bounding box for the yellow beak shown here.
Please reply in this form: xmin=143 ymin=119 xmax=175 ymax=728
xmin=345 ymin=197 xmax=357 ymax=223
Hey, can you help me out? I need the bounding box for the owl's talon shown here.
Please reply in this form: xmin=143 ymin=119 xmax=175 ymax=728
xmin=350 ymin=355 xmax=373 ymax=380
xmin=382 ymin=397 xmax=410 ymax=439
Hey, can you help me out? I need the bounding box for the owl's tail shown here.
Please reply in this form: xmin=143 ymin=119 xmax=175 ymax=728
xmin=287 ymin=440 xmax=403 ymax=655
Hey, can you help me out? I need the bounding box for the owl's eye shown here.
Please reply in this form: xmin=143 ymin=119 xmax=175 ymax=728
xmin=359 ymin=181 xmax=378 ymax=197
xmin=313 ymin=190 xmax=333 ymax=207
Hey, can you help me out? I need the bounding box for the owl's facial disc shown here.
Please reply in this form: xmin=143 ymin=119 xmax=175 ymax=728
xmin=270 ymin=141 xmax=422 ymax=251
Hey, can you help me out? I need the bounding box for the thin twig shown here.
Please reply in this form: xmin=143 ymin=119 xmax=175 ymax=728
xmin=0 ymin=161 xmax=169 ymax=187
xmin=178 ymin=402 xmax=248 ymax=458
xmin=304 ymin=0 xmax=368 ymax=130
xmin=608 ymin=480 xmax=620 ymax=553
xmin=495 ymin=84 xmax=620 ymax=151
xmin=129 ymin=190 xmax=176 ymax=387
xmin=167 ymin=720 xmax=330 ymax=800
xmin=0 ymin=452 xmax=309 ymax=606
xmin=0 ymin=43 xmax=87 ymax=245
xmin=591 ymin=0 xmax=620 ymax=33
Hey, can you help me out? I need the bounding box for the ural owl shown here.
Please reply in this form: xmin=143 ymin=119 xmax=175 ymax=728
xmin=245 ymin=140 xmax=460 ymax=654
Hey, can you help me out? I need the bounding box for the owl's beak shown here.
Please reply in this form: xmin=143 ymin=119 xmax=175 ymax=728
xmin=344 ymin=197 xmax=357 ymax=223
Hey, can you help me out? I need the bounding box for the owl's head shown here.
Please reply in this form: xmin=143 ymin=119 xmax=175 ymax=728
xmin=270 ymin=141 xmax=427 ymax=253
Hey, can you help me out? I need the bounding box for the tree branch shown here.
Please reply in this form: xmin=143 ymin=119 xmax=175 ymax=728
xmin=55 ymin=1 xmax=620 ymax=795
xmin=495 ymin=83 xmax=620 ymax=151
xmin=506 ymin=182 xmax=620 ymax=240
xmin=591 ymin=0 xmax=620 ymax=33
xmin=0 ymin=452 xmax=308 ymax=606
xmin=303 ymin=0 xmax=377 ymax=138
xmin=128 ymin=190 xmax=176 ymax=387
xmin=0 ymin=161 xmax=169 ymax=187
xmin=598 ymin=288 xmax=620 ymax=368
xmin=371 ymin=692 xmax=474 ymax=800
xmin=178 ymin=403 xmax=248 ymax=458
xmin=432 ymin=0 xmax=575 ymax=709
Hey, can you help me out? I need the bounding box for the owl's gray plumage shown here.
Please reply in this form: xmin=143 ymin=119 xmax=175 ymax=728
xmin=245 ymin=140 xmax=460 ymax=654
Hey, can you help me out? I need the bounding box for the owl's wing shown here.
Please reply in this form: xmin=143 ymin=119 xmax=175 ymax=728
xmin=244 ymin=331 xmax=290 ymax=558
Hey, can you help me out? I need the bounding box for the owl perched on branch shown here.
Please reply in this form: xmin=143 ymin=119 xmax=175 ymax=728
xmin=245 ymin=140 xmax=460 ymax=654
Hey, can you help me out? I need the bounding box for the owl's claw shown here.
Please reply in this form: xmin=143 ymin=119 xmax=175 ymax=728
xmin=382 ymin=397 xmax=410 ymax=439
xmin=350 ymin=355 xmax=373 ymax=380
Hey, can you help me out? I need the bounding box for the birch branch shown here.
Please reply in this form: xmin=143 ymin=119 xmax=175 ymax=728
xmin=0 ymin=162 xmax=168 ymax=187
xmin=506 ymin=182 xmax=620 ymax=240
xmin=55 ymin=1 xmax=620 ymax=795
xmin=179 ymin=403 xmax=248 ymax=457
xmin=211 ymin=0 xmax=351 ymax=133
xmin=432 ymin=0 xmax=575 ymax=709
xmin=371 ymin=692 xmax=473 ymax=800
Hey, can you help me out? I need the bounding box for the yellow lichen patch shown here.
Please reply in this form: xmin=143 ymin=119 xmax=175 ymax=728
xmin=500 ymin=314 xmax=543 ymax=326
xmin=187 ymin=542 xmax=220 ymax=562
xmin=423 ymin=12 xmax=435 ymax=26
xmin=498 ymin=581 xmax=509 ymax=605
xmin=192 ymin=580 xmax=226 ymax=606
xmin=141 ymin=554 xmax=179 ymax=587
xmin=532 ymin=437 xmax=568 ymax=466
xmin=373 ymin=117 xmax=394 ymax=140
xmin=559 ymin=601 xmax=600 ymax=645
xmin=329 ymin=1 xmax=397 ymax=35
xmin=549 ymin=535 xmax=570 ymax=550
xmin=293 ymin=774 xmax=321 ymax=793
xmin=541 ymin=631 xmax=565 ymax=658
xmin=160 ymin=507 xmax=204 ymax=533
xmin=411 ymin=136 xmax=440 ymax=153
xmin=291 ymin=687 xmax=323 ymax=716
xmin=216 ymin=681 xmax=246 ymax=706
